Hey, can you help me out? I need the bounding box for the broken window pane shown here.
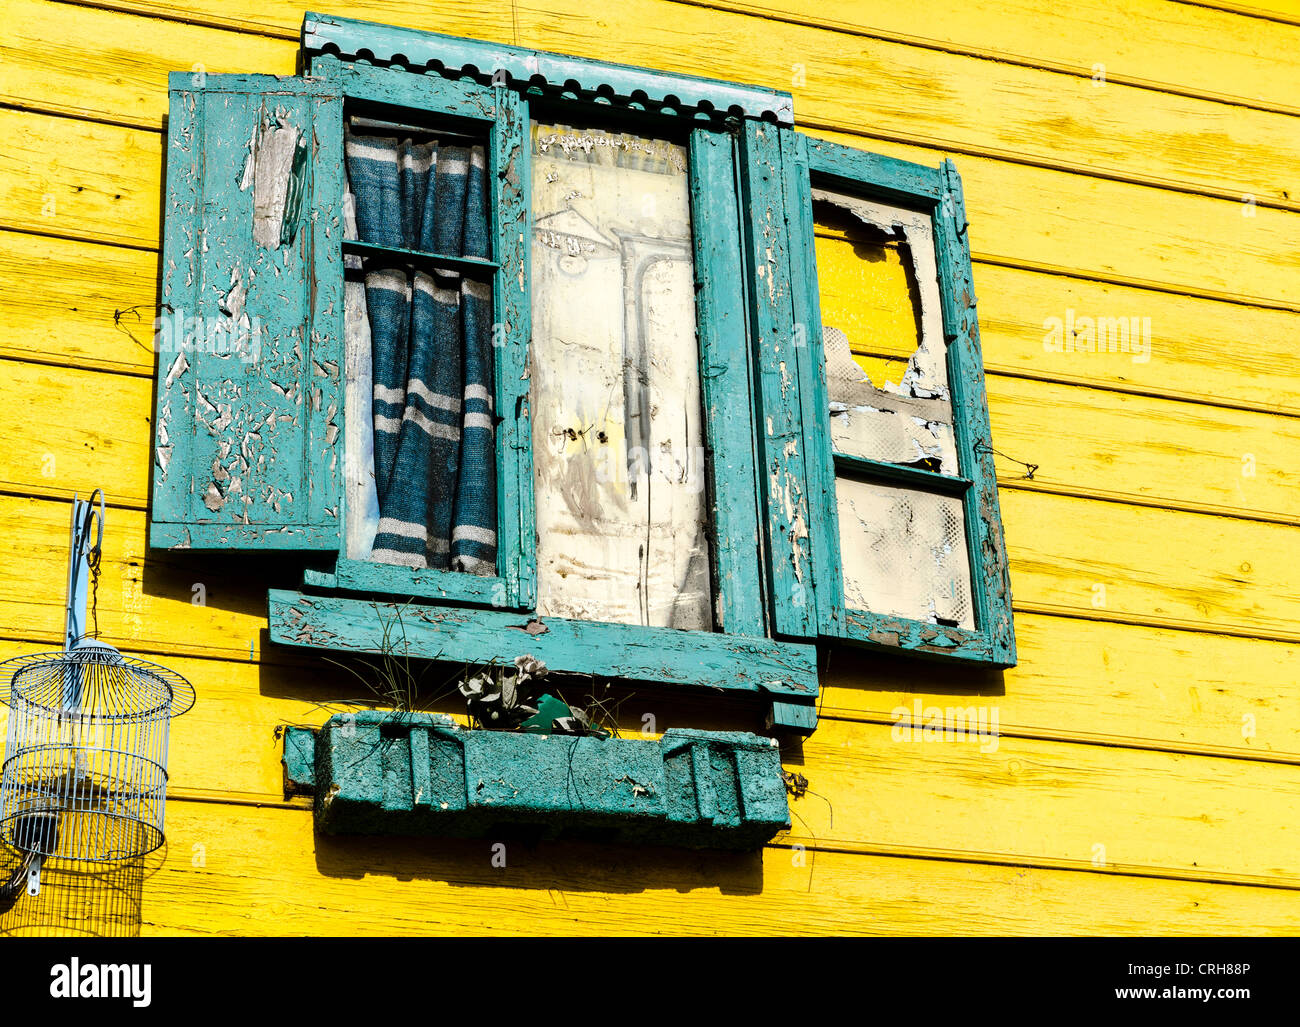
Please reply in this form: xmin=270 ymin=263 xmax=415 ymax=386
xmin=814 ymin=189 xmax=958 ymax=476
xmin=529 ymin=121 xmax=712 ymax=630
xmin=836 ymin=477 xmax=975 ymax=630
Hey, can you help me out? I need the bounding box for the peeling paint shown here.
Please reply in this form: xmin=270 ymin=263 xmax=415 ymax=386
xmin=244 ymin=114 xmax=307 ymax=248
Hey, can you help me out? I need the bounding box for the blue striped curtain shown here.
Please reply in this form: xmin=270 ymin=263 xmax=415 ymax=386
xmin=344 ymin=128 xmax=496 ymax=575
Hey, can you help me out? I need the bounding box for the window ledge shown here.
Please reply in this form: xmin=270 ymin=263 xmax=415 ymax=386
xmin=283 ymin=713 xmax=791 ymax=851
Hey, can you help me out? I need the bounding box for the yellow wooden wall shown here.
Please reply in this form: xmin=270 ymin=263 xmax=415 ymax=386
xmin=1 ymin=0 xmax=1298 ymax=935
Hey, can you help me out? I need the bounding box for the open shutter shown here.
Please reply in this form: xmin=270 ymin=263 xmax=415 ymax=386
xmin=151 ymin=73 xmax=344 ymax=550
xmin=777 ymin=133 xmax=1016 ymax=666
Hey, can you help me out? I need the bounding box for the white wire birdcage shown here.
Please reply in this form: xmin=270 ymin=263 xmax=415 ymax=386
xmin=0 ymin=646 xmax=194 ymax=863
xmin=0 ymin=490 xmax=195 ymax=904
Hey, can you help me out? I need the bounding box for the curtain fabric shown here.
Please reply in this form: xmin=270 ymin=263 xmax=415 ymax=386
xmin=344 ymin=128 xmax=497 ymax=575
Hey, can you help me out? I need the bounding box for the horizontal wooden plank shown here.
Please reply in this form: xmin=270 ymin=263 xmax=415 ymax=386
xmin=10 ymin=102 xmax=1299 ymax=315
xmin=711 ymin=0 xmax=1300 ymax=115
xmin=1181 ymin=1 xmax=1300 ymax=24
xmin=0 ymin=231 xmax=159 ymax=374
xmin=5 ymin=348 xmax=1296 ymax=526
xmin=9 ymin=229 xmax=1300 ymax=419
xmin=6 ymin=799 xmax=1288 ymax=936
xmin=985 ymin=377 xmax=1300 ymax=523
xmin=805 ymin=125 xmax=1300 ymax=311
xmin=0 ymin=107 xmax=162 ymax=250
xmin=0 ymin=484 xmax=1294 ymax=668
xmin=29 ymin=0 xmax=1300 ymax=210
xmin=2 ymin=607 xmax=1289 ymax=807
xmin=0 ymin=0 xmax=294 ymax=128
xmin=970 ymin=262 xmax=1300 ymax=415
xmin=0 ymin=360 xmax=153 ymax=505
xmin=821 ymin=613 xmax=1300 ymax=761
xmin=786 ymin=717 xmax=1300 ymax=886
xmin=1001 ymin=489 xmax=1300 ymax=642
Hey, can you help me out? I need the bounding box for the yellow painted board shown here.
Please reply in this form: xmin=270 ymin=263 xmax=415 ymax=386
xmin=88 ymin=0 xmax=516 ymax=43
xmin=0 ymin=108 xmax=161 ymax=250
xmin=970 ymin=263 xmax=1300 ymax=415
xmin=784 ymin=718 xmax=1300 ymax=886
xmin=7 ymin=607 xmax=1296 ymax=803
xmin=0 ymin=487 xmax=1295 ymax=672
xmin=8 ymin=228 xmax=1300 ymax=418
xmin=9 ymin=103 xmax=1299 ymax=314
xmin=807 ymin=126 xmax=1300 ymax=309
xmin=0 ymin=0 xmax=294 ymax=129
xmin=0 ymin=232 xmax=160 ymax=375
xmin=820 ymin=613 xmax=1300 ymax=761
xmin=0 ymin=361 xmax=153 ymax=507
xmin=25 ymin=0 xmax=1300 ymax=206
xmin=711 ymin=0 xmax=1300 ymax=114
xmin=984 ymin=377 xmax=1300 ymax=523
xmin=1189 ymin=1 xmax=1300 ymax=22
xmin=2 ymin=801 xmax=1284 ymax=936
xmin=1002 ymin=489 xmax=1300 ymax=641
xmin=3 ymin=353 xmax=1296 ymax=528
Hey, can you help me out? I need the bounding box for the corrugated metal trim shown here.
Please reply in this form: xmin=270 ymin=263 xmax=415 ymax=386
xmin=302 ymin=11 xmax=794 ymax=124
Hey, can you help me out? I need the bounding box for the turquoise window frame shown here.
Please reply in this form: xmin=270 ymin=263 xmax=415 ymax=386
xmin=263 ymin=14 xmax=821 ymax=732
xmin=307 ymin=56 xmax=536 ymax=613
xmin=151 ymin=13 xmax=1018 ymax=740
xmin=756 ymin=130 xmax=1017 ymax=667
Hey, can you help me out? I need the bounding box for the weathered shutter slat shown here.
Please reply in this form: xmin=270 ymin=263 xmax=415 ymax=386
xmin=151 ymin=73 xmax=344 ymax=551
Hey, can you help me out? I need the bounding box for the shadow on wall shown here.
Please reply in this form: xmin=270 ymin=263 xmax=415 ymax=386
xmin=0 ymin=844 xmax=167 ymax=938
xmin=313 ymin=832 xmax=767 ymax=898
xmin=820 ymin=643 xmax=1007 ymax=703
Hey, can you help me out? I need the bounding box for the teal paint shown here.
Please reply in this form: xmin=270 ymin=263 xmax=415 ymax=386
xmin=151 ymin=73 xmax=345 ymax=552
xmin=781 ymin=128 xmax=844 ymax=639
xmin=315 ymin=56 xmax=500 ymax=118
xmin=934 ymin=159 xmax=1017 ymax=667
xmin=301 ymin=12 xmax=793 ymax=124
xmin=282 ymin=726 xmax=318 ymax=796
xmin=300 ymin=711 xmax=790 ymax=850
xmin=783 ymin=138 xmax=1017 ymax=667
xmin=766 ymin=701 xmax=818 ymax=734
xmin=738 ymin=121 xmax=818 ymax=641
xmin=832 ymin=454 xmax=972 ymax=496
xmin=688 ymin=127 xmax=767 ymax=638
xmin=804 ymin=137 xmax=944 ymax=203
xmin=313 ymin=558 xmax=513 ymax=607
xmin=494 ymin=84 xmax=535 ymax=610
xmin=267 ymin=589 xmax=820 ymax=705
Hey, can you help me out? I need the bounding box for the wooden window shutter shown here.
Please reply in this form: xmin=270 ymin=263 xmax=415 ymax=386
xmin=150 ymin=73 xmax=345 ymax=551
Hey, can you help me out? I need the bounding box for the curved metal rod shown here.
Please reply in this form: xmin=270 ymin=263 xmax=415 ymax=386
xmin=0 ymin=848 xmax=37 ymax=902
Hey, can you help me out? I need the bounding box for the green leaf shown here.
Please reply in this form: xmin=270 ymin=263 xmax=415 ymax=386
xmin=520 ymin=693 xmax=573 ymax=735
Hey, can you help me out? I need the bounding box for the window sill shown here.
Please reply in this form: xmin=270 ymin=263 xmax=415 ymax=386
xmin=267 ymin=589 xmax=821 ymax=732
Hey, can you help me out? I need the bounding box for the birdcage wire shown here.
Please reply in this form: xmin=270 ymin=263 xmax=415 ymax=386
xmin=0 ymin=647 xmax=195 ymax=864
